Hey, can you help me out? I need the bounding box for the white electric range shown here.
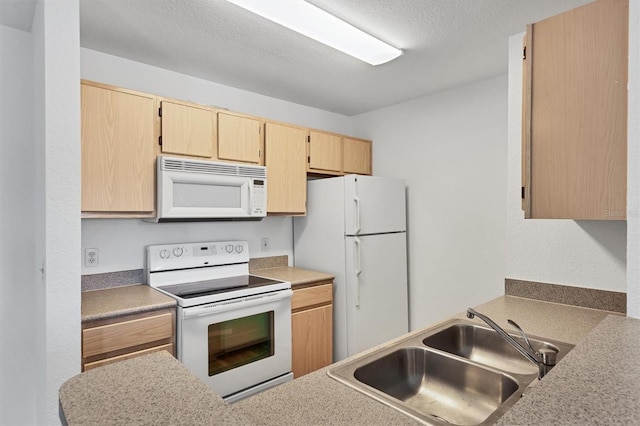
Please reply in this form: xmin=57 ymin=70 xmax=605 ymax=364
xmin=146 ymin=240 xmax=293 ymax=403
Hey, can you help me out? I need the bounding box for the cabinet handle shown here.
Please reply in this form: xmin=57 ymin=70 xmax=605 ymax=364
xmin=353 ymin=195 xmax=361 ymax=234
xmin=182 ymin=289 xmax=293 ymax=318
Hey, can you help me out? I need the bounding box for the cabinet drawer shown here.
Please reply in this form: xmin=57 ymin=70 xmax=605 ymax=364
xmin=292 ymin=283 xmax=332 ymax=312
xmin=83 ymin=343 xmax=174 ymax=371
xmin=83 ymin=311 xmax=173 ymax=358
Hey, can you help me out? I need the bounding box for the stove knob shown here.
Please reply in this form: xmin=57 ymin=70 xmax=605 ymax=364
xmin=172 ymin=247 xmax=184 ymax=257
xmin=225 ymin=244 xmax=234 ymax=253
xmin=159 ymin=249 xmax=170 ymax=259
xmin=235 ymin=244 xmax=243 ymax=254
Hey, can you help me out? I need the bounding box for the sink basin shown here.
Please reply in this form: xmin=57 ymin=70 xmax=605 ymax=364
xmin=422 ymin=323 xmax=567 ymax=375
xmin=328 ymin=318 xmax=574 ymax=425
xmin=354 ymin=347 xmax=519 ymax=425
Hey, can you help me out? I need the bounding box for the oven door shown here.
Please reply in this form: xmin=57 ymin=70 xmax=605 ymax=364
xmin=177 ymin=289 xmax=292 ymax=399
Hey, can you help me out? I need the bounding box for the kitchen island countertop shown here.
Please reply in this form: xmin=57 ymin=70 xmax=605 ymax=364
xmin=61 ymin=295 xmax=637 ymax=425
xmin=496 ymin=313 xmax=640 ymax=425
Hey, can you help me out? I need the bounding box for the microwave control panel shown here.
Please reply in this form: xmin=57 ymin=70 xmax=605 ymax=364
xmin=251 ymin=178 xmax=266 ymax=216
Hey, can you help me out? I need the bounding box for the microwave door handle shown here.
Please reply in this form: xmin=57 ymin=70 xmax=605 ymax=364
xmin=181 ymin=289 xmax=293 ymax=319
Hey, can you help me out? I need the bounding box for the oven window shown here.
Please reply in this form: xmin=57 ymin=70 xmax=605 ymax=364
xmin=208 ymin=311 xmax=275 ymax=376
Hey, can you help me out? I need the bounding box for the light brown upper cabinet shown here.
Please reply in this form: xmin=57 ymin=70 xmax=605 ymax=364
xmin=522 ymin=0 xmax=628 ymax=220
xmin=81 ymin=81 xmax=156 ymax=217
xmin=160 ymin=99 xmax=216 ymax=158
xmin=218 ymin=111 xmax=263 ymax=165
xmin=81 ymin=79 xmax=375 ymax=218
xmin=343 ymin=137 xmax=372 ymax=175
xmin=308 ymin=130 xmax=343 ymax=174
xmin=265 ymin=122 xmax=308 ymax=215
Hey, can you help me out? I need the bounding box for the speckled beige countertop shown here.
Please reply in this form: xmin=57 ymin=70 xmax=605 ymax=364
xmin=82 ymin=284 xmax=176 ymax=322
xmin=80 ymin=260 xmax=329 ymax=322
xmin=496 ymin=314 xmax=640 ymax=425
xmin=251 ymin=265 xmax=334 ymax=289
xmin=61 ymin=295 xmax=637 ymax=425
xmin=59 ymin=351 xmax=253 ymax=426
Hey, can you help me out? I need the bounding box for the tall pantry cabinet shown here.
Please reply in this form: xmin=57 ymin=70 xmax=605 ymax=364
xmin=522 ymin=0 xmax=628 ymax=220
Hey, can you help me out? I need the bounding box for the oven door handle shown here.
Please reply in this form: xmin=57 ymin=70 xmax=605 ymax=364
xmin=181 ymin=289 xmax=293 ymax=319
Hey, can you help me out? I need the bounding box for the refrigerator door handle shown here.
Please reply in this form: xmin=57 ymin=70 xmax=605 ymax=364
xmin=353 ymin=195 xmax=361 ymax=234
xmin=354 ymin=237 xmax=362 ymax=307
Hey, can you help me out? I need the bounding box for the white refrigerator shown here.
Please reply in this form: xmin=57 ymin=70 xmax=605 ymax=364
xmin=293 ymin=175 xmax=408 ymax=362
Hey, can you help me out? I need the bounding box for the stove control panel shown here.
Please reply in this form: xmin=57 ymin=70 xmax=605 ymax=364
xmin=147 ymin=240 xmax=250 ymax=272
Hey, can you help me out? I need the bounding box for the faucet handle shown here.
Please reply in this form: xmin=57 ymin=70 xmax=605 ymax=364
xmin=538 ymin=348 xmax=557 ymax=366
xmin=507 ymin=319 xmax=537 ymax=355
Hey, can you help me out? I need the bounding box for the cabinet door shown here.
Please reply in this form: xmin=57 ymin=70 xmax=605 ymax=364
xmin=343 ymin=137 xmax=372 ymax=175
xmin=523 ymin=0 xmax=628 ymax=220
xmin=81 ymin=309 xmax=175 ymax=372
xmin=81 ymin=83 xmax=156 ymax=214
xmin=308 ymin=130 xmax=342 ymax=173
xmin=292 ymin=304 xmax=333 ymax=378
xmin=265 ymin=122 xmax=308 ymax=214
xmin=218 ymin=112 xmax=262 ymax=164
xmin=83 ymin=344 xmax=174 ymax=371
xmin=160 ymin=100 xmax=215 ymax=158
xmin=82 ymin=311 xmax=174 ymax=358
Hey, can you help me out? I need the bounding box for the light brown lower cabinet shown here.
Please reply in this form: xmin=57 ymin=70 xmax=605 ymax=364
xmin=81 ymin=308 xmax=175 ymax=371
xmin=291 ymin=282 xmax=333 ymax=378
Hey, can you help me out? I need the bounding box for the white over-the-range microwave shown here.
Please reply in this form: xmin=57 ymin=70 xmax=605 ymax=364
xmin=146 ymin=156 xmax=267 ymax=222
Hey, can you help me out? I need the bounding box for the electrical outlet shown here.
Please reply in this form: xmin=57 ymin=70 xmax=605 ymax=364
xmin=85 ymin=248 xmax=99 ymax=267
xmin=261 ymin=237 xmax=270 ymax=252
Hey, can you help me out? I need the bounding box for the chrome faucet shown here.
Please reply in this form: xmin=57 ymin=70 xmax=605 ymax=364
xmin=466 ymin=308 xmax=557 ymax=379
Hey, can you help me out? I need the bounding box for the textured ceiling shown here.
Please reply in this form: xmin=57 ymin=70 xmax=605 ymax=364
xmin=2 ymin=0 xmax=593 ymax=115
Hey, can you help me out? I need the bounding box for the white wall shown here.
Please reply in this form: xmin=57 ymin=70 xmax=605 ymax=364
xmin=0 ymin=1 xmax=82 ymax=424
xmin=506 ymin=33 xmax=627 ymax=293
xmin=81 ymin=218 xmax=294 ymax=274
xmin=352 ymin=75 xmax=508 ymax=330
xmin=0 ymin=23 xmax=38 ymax=426
xmin=33 ymin=0 xmax=82 ymax=423
xmin=627 ymin=0 xmax=640 ymax=317
xmin=80 ymin=49 xmax=355 ymax=275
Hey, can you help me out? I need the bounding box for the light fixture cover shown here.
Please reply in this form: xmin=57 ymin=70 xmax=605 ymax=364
xmin=226 ymin=0 xmax=402 ymax=66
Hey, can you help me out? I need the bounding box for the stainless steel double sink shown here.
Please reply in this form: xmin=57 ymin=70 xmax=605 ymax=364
xmin=328 ymin=318 xmax=574 ymax=425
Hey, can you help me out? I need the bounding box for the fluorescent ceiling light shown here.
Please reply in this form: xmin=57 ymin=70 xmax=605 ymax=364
xmin=226 ymin=0 xmax=403 ymax=66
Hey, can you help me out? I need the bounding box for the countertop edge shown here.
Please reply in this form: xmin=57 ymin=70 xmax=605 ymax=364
xmin=82 ymin=301 xmax=177 ymax=323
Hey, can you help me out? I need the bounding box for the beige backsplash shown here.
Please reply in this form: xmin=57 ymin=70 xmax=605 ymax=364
xmin=505 ymin=278 xmax=626 ymax=314
xmin=249 ymin=255 xmax=288 ymax=271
